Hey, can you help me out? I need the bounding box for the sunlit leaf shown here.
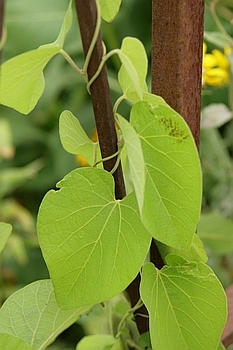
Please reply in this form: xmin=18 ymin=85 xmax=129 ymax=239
xmin=131 ymin=101 xmax=202 ymax=249
xmin=0 ymin=222 xmax=12 ymax=253
xmin=99 ymin=0 xmax=121 ymax=22
xmin=0 ymin=280 xmax=90 ymax=349
xmin=59 ymin=110 xmax=98 ymax=165
xmin=140 ymin=257 xmax=227 ymax=350
xmin=198 ymin=213 xmax=233 ymax=254
xmin=118 ymin=37 xmax=147 ymax=100
xmin=37 ymin=168 xmax=151 ymax=309
xmin=0 ymin=47 xmax=60 ymax=114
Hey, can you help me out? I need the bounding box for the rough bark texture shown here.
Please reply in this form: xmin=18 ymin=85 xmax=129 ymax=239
xmin=152 ymin=0 xmax=205 ymax=148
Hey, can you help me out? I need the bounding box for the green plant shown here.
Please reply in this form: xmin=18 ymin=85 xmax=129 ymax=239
xmin=0 ymin=1 xmax=228 ymax=349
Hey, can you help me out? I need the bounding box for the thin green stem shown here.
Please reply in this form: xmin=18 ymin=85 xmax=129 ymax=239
xmin=60 ymin=49 xmax=86 ymax=78
xmin=83 ymin=0 xmax=101 ymax=74
xmin=113 ymin=95 xmax=126 ymax=116
xmin=0 ymin=26 xmax=6 ymax=51
xmin=116 ymin=298 xmax=143 ymax=339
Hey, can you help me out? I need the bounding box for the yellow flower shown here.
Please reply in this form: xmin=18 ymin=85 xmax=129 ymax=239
xmin=202 ymin=43 xmax=230 ymax=87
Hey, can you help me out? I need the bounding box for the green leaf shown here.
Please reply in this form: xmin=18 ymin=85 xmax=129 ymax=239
xmin=59 ymin=110 xmax=98 ymax=165
xmin=0 ymin=46 xmax=60 ymax=114
xmin=41 ymin=0 xmax=73 ymax=49
xmin=117 ymin=114 xmax=145 ymax=207
xmin=76 ymin=334 xmax=116 ymax=350
xmin=131 ymin=101 xmax=202 ymax=249
xmin=0 ymin=334 xmax=33 ymax=350
xmin=156 ymin=233 xmax=208 ymax=263
xmin=217 ymin=342 xmax=226 ymax=350
xmin=0 ymin=222 xmax=12 ymax=253
xmin=0 ymin=280 xmax=90 ymax=349
xmin=198 ymin=213 xmax=233 ymax=254
xmin=99 ymin=0 xmax=122 ymax=22
xmin=204 ymin=31 xmax=232 ymax=49
xmin=37 ymin=168 xmax=151 ymax=309
xmin=140 ymin=257 xmax=227 ymax=350
xmin=118 ymin=37 xmax=148 ymax=100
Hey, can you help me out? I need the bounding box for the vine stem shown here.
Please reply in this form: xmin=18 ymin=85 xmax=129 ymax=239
xmin=74 ymin=0 xmax=149 ymax=335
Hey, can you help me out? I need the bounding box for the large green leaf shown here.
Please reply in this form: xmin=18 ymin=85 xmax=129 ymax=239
xmin=0 ymin=334 xmax=33 ymax=350
xmin=59 ymin=110 xmax=98 ymax=165
xmin=0 ymin=222 xmax=12 ymax=253
xmin=99 ymin=0 xmax=122 ymax=22
xmin=0 ymin=280 xmax=90 ymax=349
xmin=118 ymin=37 xmax=148 ymax=101
xmin=37 ymin=168 xmax=151 ymax=309
xmin=198 ymin=213 xmax=233 ymax=254
xmin=131 ymin=101 xmax=202 ymax=249
xmin=140 ymin=256 xmax=227 ymax=350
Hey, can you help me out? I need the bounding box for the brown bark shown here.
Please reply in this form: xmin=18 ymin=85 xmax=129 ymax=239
xmin=152 ymin=0 xmax=205 ymax=148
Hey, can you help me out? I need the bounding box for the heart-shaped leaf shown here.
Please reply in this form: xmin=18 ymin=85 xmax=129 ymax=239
xmin=59 ymin=110 xmax=98 ymax=165
xmin=99 ymin=0 xmax=122 ymax=22
xmin=37 ymin=168 xmax=151 ymax=309
xmin=131 ymin=101 xmax=202 ymax=249
xmin=140 ymin=256 xmax=227 ymax=350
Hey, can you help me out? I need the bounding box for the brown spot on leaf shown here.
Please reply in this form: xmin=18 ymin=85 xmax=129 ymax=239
xmin=159 ymin=117 xmax=188 ymax=143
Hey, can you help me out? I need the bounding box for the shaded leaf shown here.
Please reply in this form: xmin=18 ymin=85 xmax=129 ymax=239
xmin=0 ymin=280 xmax=90 ymax=349
xmin=198 ymin=213 xmax=233 ymax=254
xmin=76 ymin=334 xmax=116 ymax=350
xmin=204 ymin=31 xmax=232 ymax=49
xmin=37 ymin=168 xmax=151 ymax=309
xmin=0 ymin=222 xmax=12 ymax=253
xmin=140 ymin=257 xmax=227 ymax=350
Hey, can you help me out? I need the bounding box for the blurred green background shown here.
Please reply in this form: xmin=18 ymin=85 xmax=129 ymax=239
xmin=0 ymin=0 xmax=233 ymax=348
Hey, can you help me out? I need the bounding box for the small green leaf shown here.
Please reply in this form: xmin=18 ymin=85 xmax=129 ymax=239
xmin=117 ymin=114 xmax=145 ymax=208
xmin=0 ymin=222 xmax=12 ymax=254
xmin=76 ymin=334 xmax=116 ymax=350
xmin=198 ymin=213 xmax=233 ymax=254
xmin=0 ymin=47 xmax=60 ymax=114
xmin=204 ymin=31 xmax=232 ymax=49
xmin=131 ymin=101 xmax=202 ymax=249
xmin=118 ymin=37 xmax=148 ymax=100
xmin=59 ymin=110 xmax=98 ymax=165
xmin=140 ymin=257 xmax=227 ymax=350
xmin=0 ymin=334 xmax=33 ymax=350
xmin=99 ymin=0 xmax=122 ymax=22
xmin=37 ymin=168 xmax=151 ymax=309
xmin=0 ymin=280 xmax=90 ymax=349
